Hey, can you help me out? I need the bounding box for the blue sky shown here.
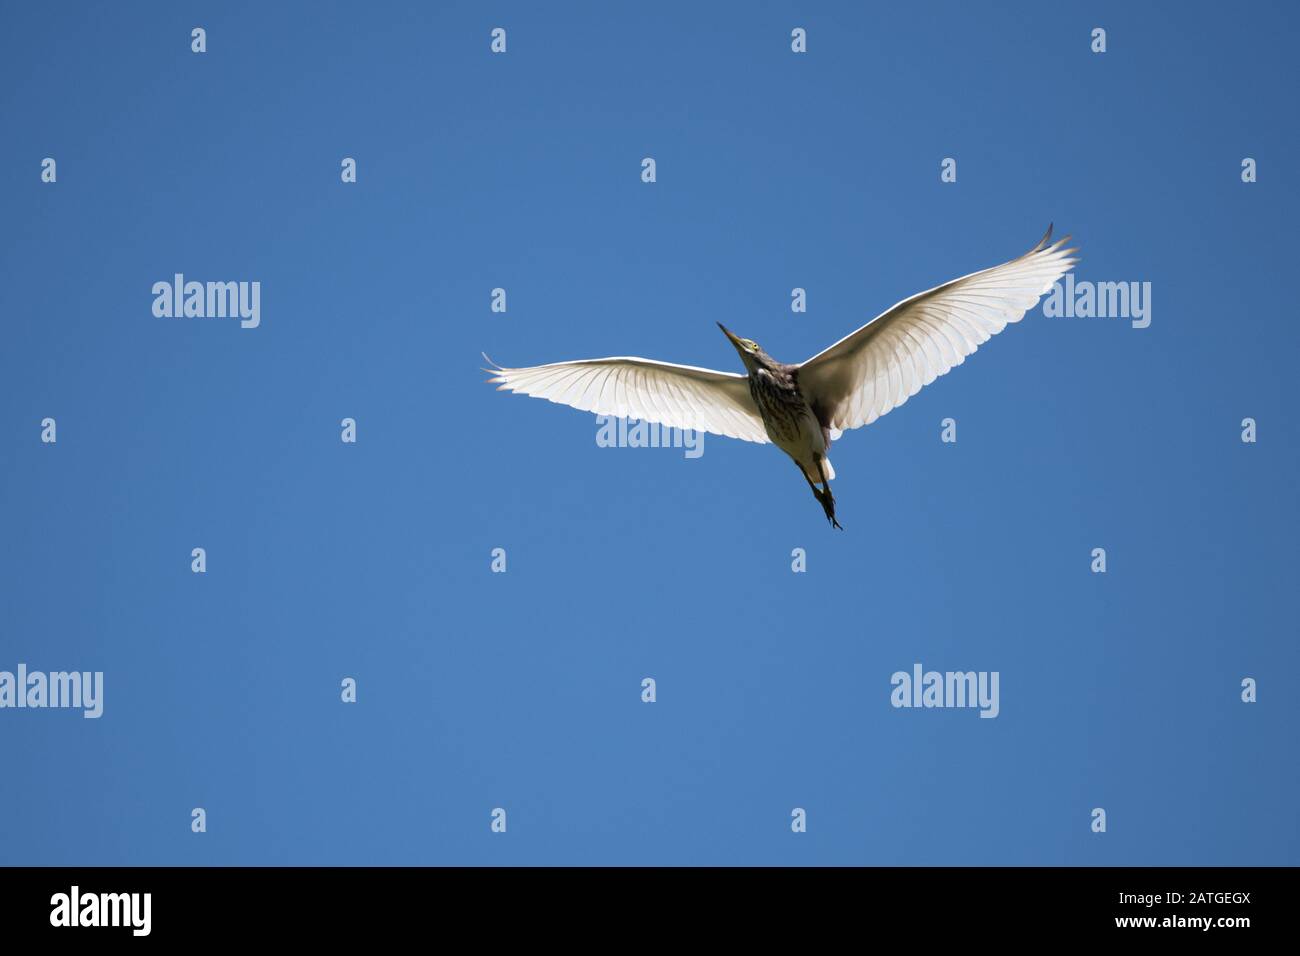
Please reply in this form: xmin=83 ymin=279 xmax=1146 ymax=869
xmin=1 ymin=1 xmax=1297 ymax=865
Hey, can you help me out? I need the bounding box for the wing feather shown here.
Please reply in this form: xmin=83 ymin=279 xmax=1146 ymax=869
xmin=485 ymin=354 xmax=770 ymax=444
xmin=799 ymin=225 xmax=1078 ymax=432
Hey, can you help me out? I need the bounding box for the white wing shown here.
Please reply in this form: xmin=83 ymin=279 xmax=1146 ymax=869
xmin=798 ymin=225 xmax=1079 ymax=436
xmin=485 ymin=354 xmax=770 ymax=444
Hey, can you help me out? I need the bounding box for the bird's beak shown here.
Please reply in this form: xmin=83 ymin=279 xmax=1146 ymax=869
xmin=717 ymin=322 xmax=744 ymax=350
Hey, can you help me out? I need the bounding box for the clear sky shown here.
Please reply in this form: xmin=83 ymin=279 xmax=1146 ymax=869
xmin=2 ymin=1 xmax=1297 ymax=865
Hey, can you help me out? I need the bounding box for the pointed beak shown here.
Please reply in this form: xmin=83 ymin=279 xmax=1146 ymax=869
xmin=717 ymin=322 xmax=744 ymax=349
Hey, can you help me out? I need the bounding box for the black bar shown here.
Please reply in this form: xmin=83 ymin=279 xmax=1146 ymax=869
xmin=0 ymin=866 xmax=1280 ymax=940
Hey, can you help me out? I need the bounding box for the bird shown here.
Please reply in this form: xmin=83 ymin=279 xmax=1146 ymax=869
xmin=485 ymin=225 xmax=1078 ymax=529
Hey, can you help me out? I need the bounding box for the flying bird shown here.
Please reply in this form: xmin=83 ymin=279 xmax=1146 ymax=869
xmin=485 ymin=225 xmax=1078 ymax=528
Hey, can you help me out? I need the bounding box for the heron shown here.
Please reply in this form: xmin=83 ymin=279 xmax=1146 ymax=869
xmin=485 ymin=225 xmax=1078 ymax=529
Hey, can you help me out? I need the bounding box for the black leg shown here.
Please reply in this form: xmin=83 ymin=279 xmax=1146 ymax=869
xmin=814 ymin=457 xmax=842 ymax=530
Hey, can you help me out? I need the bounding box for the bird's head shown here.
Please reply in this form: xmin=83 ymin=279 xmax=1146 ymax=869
xmin=717 ymin=322 xmax=772 ymax=372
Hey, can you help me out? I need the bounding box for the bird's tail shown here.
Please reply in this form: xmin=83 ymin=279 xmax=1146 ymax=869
xmin=801 ymin=458 xmax=836 ymax=483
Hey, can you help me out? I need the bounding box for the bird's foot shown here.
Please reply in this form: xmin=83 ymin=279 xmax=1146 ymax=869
xmin=814 ymin=487 xmax=843 ymax=530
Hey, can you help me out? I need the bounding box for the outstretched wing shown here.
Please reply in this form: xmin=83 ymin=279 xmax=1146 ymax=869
xmin=485 ymin=355 xmax=770 ymax=444
xmin=798 ymin=225 xmax=1078 ymax=436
